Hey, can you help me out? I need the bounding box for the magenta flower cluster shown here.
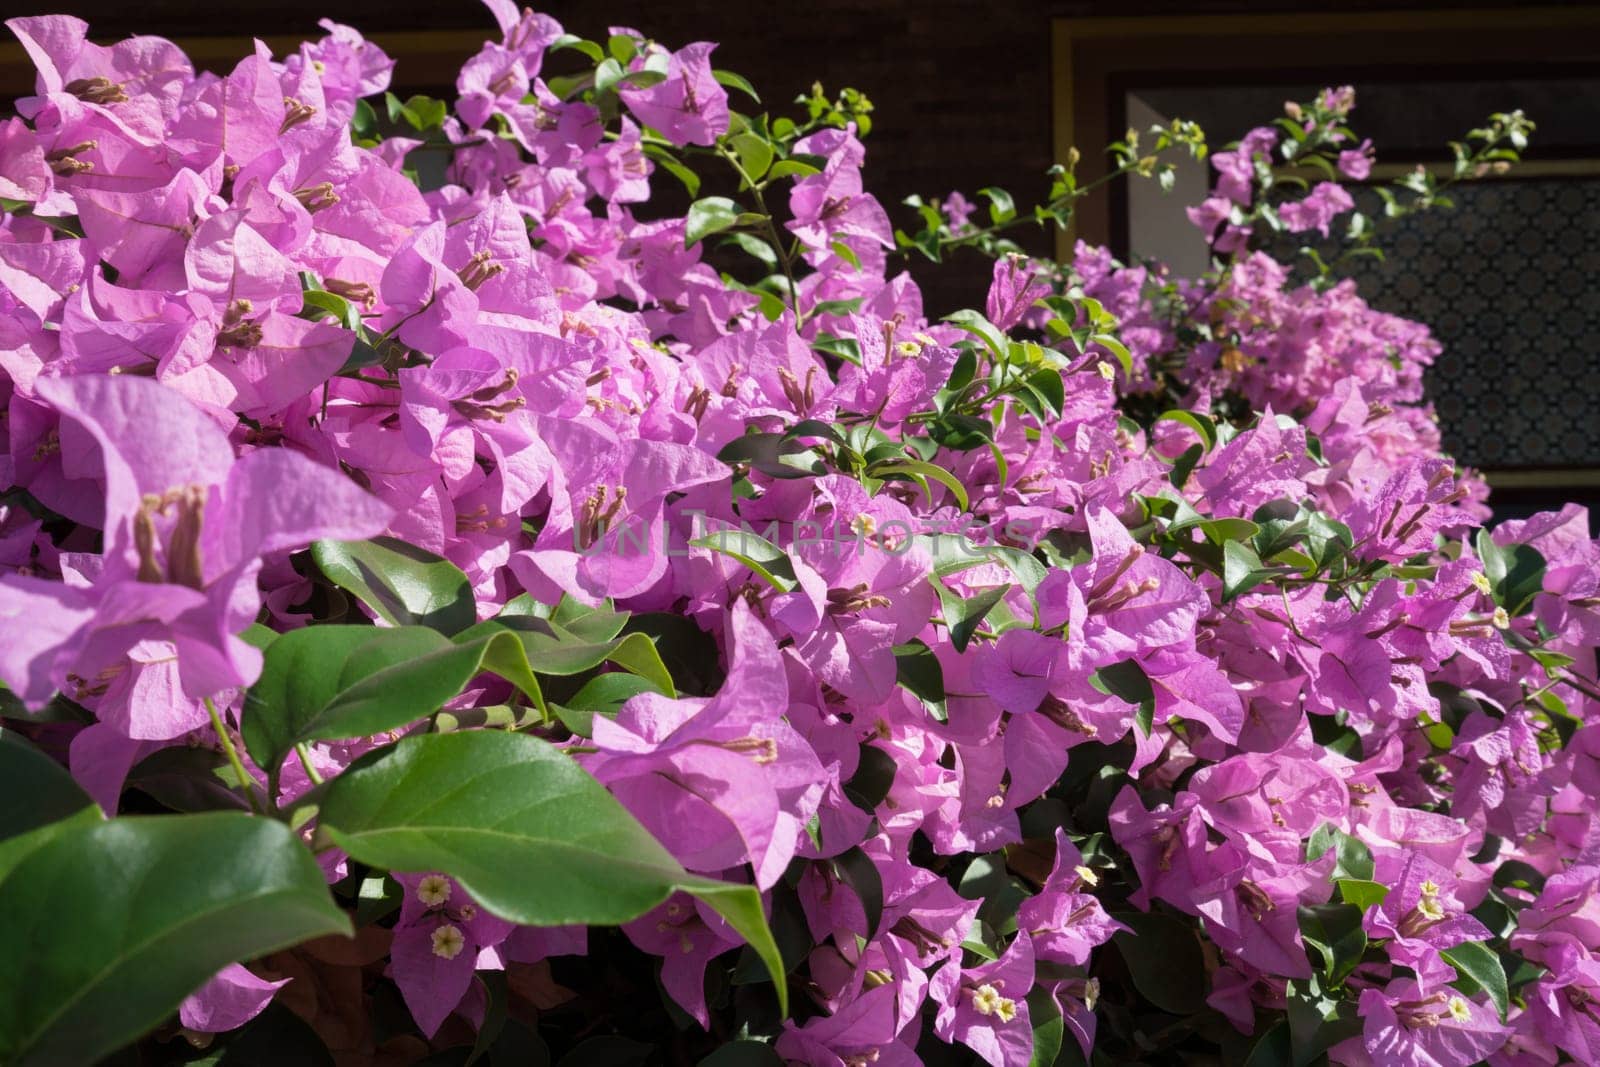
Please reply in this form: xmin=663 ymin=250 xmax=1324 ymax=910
xmin=0 ymin=8 xmax=1593 ymax=1066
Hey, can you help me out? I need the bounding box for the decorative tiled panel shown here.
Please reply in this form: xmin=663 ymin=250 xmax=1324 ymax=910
xmin=1338 ymin=178 xmax=1600 ymax=469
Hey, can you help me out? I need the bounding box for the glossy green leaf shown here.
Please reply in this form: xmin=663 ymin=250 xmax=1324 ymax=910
xmin=865 ymin=458 xmax=970 ymax=511
xmin=549 ymin=673 xmax=658 ymax=737
xmin=691 ymin=529 xmax=799 ymax=592
xmin=730 ymin=132 xmax=774 ymax=183
xmin=1336 ymin=878 xmax=1389 ymax=909
xmin=1306 ymin=823 xmax=1375 ymax=881
xmin=943 ymin=309 xmax=1008 ymax=361
xmin=241 ymin=625 xmax=544 ymax=778
xmin=641 ymin=143 xmax=701 ymax=196
xmin=1111 ymin=910 xmax=1206 ymax=1013
xmin=312 ymin=537 xmax=476 ymax=636
xmin=0 ymin=727 xmax=95 ymax=839
xmin=1241 ymin=1021 xmax=1291 ymax=1067
xmin=832 ymin=845 xmax=884 ymax=939
xmin=1222 ymin=540 xmax=1275 ymax=602
xmin=685 ymin=196 xmax=742 ymax=247
xmin=940 ymin=583 xmax=1010 ymax=654
xmin=1155 ymin=409 xmax=1218 ymax=452
xmin=314 ymin=731 xmax=786 ymax=1013
xmin=1092 ymin=659 xmax=1156 ymax=736
xmin=698 ymin=1040 xmax=782 ymax=1067
xmin=1026 ymin=987 xmax=1064 ymax=1067
xmin=460 ymin=615 xmax=673 ymax=695
xmin=1442 ymin=940 xmax=1509 ymax=1020
xmin=0 ymin=813 xmax=348 ymax=1066
xmin=1285 ymin=974 xmax=1362 ymax=1066
xmin=1298 ymin=902 xmax=1366 ymax=985
xmin=766 ymin=159 xmax=821 ymax=180
xmin=713 ymin=69 xmax=761 ymax=103
xmin=1475 ymin=529 xmax=1546 ymax=616
xmin=299 ymin=289 xmax=362 ymax=332
xmin=893 ymin=640 xmax=946 ymax=720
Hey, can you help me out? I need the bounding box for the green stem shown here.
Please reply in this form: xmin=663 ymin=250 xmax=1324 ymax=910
xmin=295 ymin=742 xmax=325 ymax=787
xmin=715 ymin=142 xmax=802 ymax=322
xmin=205 ymin=696 xmax=264 ymax=815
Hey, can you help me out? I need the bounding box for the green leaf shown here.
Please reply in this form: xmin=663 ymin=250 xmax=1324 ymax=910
xmin=400 ymin=94 xmax=447 ymax=132
xmin=0 ymin=813 xmax=348 ymax=1066
xmin=685 ymin=196 xmax=742 ymax=247
xmin=691 ymin=529 xmax=799 ymax=592
xmin=1024 ymin=368 xmax=1065 ymax=418
xmin=831 ymin=846 xmax=884 ymax=939
xmin=315 ymin=731 xmax=786 ymax=1013
xmin=1242 ymin=1021 xmax=1291 ymax=1067
xmin=717 ymin=431 xmax=825 ymax=480
xmin=1442 ymin=941 xmax=1509 ymax=1020
xmin=125 ymin=747 xmax=250 ymax=814
xmin=459 ymin=616 xmax=673 ymax=696
xmin=978 ymin=186 xmax=1016 ymax=224
xmin=593 ymin=57 xmax=626 ymax=94
xmin=1026 ymin=987 xmax=1064 ymax=1067
xmin=943 ymin=309 xmax=1008 ymax=361
xmin=312 ymin=537 xmax=476 ymax=636
xmin=550 ymin=35 xmax=605 ymax=63
xmin=605 ymin=33 xmax=638 ymax=64
xmin=1091 ymin=659 xmax=1155 ymax=736
xmin=1298 ymin=902 xmax=1366 ymax=985
xmin=730 ymin=132 xmax=774 ymax=183
xmin=551 ymin=673 xmax=658 ymax=737
xmin=829 ymin=239 xmax=862 ymax=271
xmin=0 ymin=727 xmax=95 ymax=839
xmin=766 ymin=159 xmax=821 ymax=180
xmin=713 ymin=69 xmax=761 ymax=103
xmin=1111 ymin=911 xmax=1206 ymax=1013
xmin=940 ymin=583 xmax=1011 ymax=653
xmin=1336 ymin=878 xmax=1389 ymax=909
xmin=1306 ymin=823 xmax=1375 ymax=880
xmin=299 ymin=289 xmax=362 ymax=331
xmin=1475 ymin=529 xmax=1546 ymax=616
xmin=864 ymin=458 xmax=970 ymax=511
xmin=1223 ymin=540 xmax=1275 ymax=601
xmin=893 ymin=640 xmax=946 ymax=720
xmin=698 ymin=1041 xmax=782 ymax=1067
xmin=640 ymin=144 xmax=701 ymax=197
xmin=1285 ymin=975 xmax=1361 ymax=1066
xmin=241 ymin=625 xmax=545 ymax=778
xmin=843 ymin=745 xmax=896 ymax=813
xmin=1155 ymin=409 xmax=1218 ymax=452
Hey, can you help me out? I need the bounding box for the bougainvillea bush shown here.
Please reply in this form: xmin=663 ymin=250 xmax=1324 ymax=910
xmin=0 ymin=5 xmax=1591 ymax=1065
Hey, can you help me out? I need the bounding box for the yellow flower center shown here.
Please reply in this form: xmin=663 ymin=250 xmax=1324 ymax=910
xmin=416 ymin=874 xmax=451 ymax=907
xmin=431 ymin=924 xmax=466 ymax=960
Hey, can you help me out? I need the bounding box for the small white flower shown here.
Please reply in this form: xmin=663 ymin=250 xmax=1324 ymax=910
xmin=416 ymin=874 xmax=451 ymax=907
xmin=431 ymin=923 xmax=466 ymax=960
xmin=1447 ymin=996 xmax=1472 ymax=1022
xmin=970 ymin=984 xmax=1002 ymax=1016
